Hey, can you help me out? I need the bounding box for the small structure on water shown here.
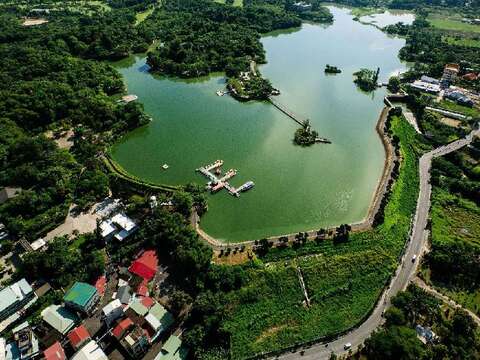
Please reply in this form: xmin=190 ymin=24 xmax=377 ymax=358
xmin=196 ymin=160 xmax=254 ymax=198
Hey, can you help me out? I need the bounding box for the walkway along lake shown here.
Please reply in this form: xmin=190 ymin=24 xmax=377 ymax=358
xmin=111 ymin=6 xmax=410 ymax=242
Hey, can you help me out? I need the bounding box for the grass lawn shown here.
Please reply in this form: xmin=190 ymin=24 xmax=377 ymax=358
xmin=428 ymin=14 xmax=480 ymax=33
xmin=438 ymin=99 xmax=480 ymax=119
xmin=214 ymin=0 xmax=243 ymax=7
xmin=426 ymin=188 xmax=480 ymax=316
xmin=224 ymin=116 xmax=428 ymax=359
xmin=443 ymin=36 xmax=480 ymax=48
xmin=135 ymin=7 xmax=154 ymax=25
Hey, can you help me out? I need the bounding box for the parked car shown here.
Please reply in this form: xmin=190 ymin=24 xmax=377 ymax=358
xmin=344 ymin=342 xmax=352 ymax=350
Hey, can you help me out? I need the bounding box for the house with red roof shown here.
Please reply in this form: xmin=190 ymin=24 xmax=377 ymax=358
xmin=67 ymin=325 xmax=90 ymax=350
xmin=112 ymin=318 xmax=134 ymax=339
xmin=128 ymin=250 xmax=158 ymax=281
xmin=94 ymin=276 xmax=107 ymax=297
xmin=43 ymin=341 xmax=66 ymax=360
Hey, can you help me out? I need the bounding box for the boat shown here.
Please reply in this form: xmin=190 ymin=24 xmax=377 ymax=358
xmin=216 ymin=90 xmax=224 ymax=96
xmin=162 ymin=164 xmax=169 ymax=170
xmin=237 ymin=181 xmax=255 ymax=192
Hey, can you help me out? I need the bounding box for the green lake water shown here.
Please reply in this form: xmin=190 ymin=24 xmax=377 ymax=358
xmin=111 ymin=6 xmax=410 ymax=242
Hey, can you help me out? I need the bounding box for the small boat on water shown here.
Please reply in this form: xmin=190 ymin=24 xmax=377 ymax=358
xmin=216 ymin=90 xmax=225 ymax=96
xmin=162 ymin=164 xmax=169 ymax=170
xmin=237 ymin=181 xmax=255 ymax=193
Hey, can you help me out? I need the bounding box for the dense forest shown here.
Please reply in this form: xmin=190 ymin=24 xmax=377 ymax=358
xmin=144 ymin=0 xmax=331 ymax=77
xmin=0 ymin=1 xmax=149 ymax=241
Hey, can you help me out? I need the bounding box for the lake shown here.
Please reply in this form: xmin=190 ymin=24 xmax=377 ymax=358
xmin=111 ymin=6 xmax=410 ymax=242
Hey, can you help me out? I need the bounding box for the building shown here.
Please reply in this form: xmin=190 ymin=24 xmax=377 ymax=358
xmin=29 ymin=238 xmax=47 ymax=251
xmin=68 ymin=325 xmax=91 ymax=350
xmin=420 ymin=75 xmax=440 ymax=85
xmin=0 ymin=279 xmax=35 ymax=321
xmin=154 ymin=335 xmax=188 ymax=360
xmin=462 ymin=72 xmax=478 ymax=81
xmin=119 ymin=324 xmax=149 ymax=358
xmin=100 ymin=213 xmax=137 ymax=241
xmin=444 ymin=89 xmax=474 ymax=107
xmin=116 ymin=285 xmax=132 ymax=305
xmin=126 ymin=300 xmax=149 ymax=324
xmin=292 ymin=1 xmax=312 ymax=11
xmin=71 ymin=340 xmax=107 ymax=360
xmin=0 ymin=321 xmax=40 ymax=360
xmin=112 ymin=318 xmax=134 ymax=340
xmin=441 ymin=63 xmax=460 ymax=87
xmin=128 ymin=250 xmax=158 ymax=281
xmin=0 ymin=187 xmax=21 ymax=205
xmin=410 ymin=80 xmax=440 ymax=94
xmin=64 ymin=282 xmax=99 ymax=315
xmin=415 ymin=324 xmax=438 ymax=344
xmin=43 ymin=342 xmax=66 ymax=360
xmin=41 ymin=305 xmax=78 ymax=336
xmin=94 ymin=276 xmax=106 ymax=297
xmin=145 ymin=303 xmax=174 ymax=342
xmin=101 ymin=299 xmax=124 ymax=327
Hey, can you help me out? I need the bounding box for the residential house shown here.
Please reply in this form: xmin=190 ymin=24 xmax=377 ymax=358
xmin=64 ymin=282 xmax=99 ymax=315
xmin=0 ymin=279 xmax=35 ymax=321
xmin=41 ymin=305 xmax=78 ymax=336
xmin=292 ymin=1 xmax=312 ymax=11
xmin=128 ymin=250 xmax=158 ymax=281
xmin=101 ymin=300 xmax=123 ymax=327
xmin=119 ymin=325 xmax=149 ymax=358
xmin=126 ymin=300 xmax=149 ymax=325
xmin=0 ymin=323 xmax=39 ymax=360
xmin=100 ymin=213 xmax=137 ymax=242
xmin=145 ymin=303 xmax=174 ymax=342
xmin=154 ymin=335 xmax=188 ymax=360
xmin=116 ymin=285 xmax=132 ymax=305
xmin=67 ymin=325 xmax=90 ymax=351
xmin=71 ymin=340 xmax=107 ymax=360
xmin=112 ymin=318 xmax=134 ymax=340
xmin=43 ymin=342 xmax=66 ymax=360
xmin=415 ymin=324 xmax=439 ymax=344
xmin=441 ymin=63 xmax=460 ymax=87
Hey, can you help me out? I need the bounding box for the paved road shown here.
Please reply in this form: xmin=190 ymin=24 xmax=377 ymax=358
xmin=275 ymin=128 xmax=480 ymax=360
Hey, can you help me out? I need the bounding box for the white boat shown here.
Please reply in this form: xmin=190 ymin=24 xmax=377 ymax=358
xmin=162 ymin=164 xmax=169 ymax=170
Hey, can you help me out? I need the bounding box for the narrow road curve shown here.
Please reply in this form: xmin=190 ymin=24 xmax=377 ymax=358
xmin=413 ymin=277 xmax=480 ymax=327
xmin=275 ymin=127 xmax=479 ymax=360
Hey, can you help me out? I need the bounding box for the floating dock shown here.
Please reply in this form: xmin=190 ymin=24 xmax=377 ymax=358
xmin=196 ymin=161 xmax=253 ymax=198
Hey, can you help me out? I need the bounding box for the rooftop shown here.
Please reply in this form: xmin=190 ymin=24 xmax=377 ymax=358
xmin=0 ymin=279 xmax=33 ymax=314
xmin=68 ymin=325 xmax=90 ymax=349
xmin=41 ymin=305 xmax=77 ymax=335
xmin=112 ymin=318 xmax=134 ymax=339
xmin=102 ymin=299 xmax=123 ymax=316
xmin=43 ymin=341 xmax=66 ymax=360
xmin=128 ymin=250 xmax=158 ymax=281
xmin=71 ymin=340 xmax=107 ymax=360
xmin=64 ymin=282 xmax=97 ymax=308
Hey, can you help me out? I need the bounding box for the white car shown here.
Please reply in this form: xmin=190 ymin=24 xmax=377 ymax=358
xmin=344 ymin=343 xmax=352 ymax=350
xmin=412 ymin=255 xmax=417 ymax=262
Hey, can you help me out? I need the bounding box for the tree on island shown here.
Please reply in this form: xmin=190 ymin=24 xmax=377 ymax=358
xmin=354 ymin=67 xmax=380 ymax=92
xmin=294 ymin=120 xmax=318 ymax=146
xmin=325 ymin=64 xmax=341 ymax=74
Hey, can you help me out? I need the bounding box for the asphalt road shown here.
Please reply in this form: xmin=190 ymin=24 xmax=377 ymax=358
xmin=275 ymin=128 xmax=480 ymax=360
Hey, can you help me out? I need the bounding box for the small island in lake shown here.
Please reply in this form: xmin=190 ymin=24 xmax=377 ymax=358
xmin=325 ymin=64 xmax=342 ymax=74
xmin=353 ymin=67 xmax=380 ymax=92
xmin=294 ymin=120 xmax=318 ymax=146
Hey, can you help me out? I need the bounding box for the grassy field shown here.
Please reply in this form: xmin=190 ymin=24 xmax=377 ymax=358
xmin=443 ymin=35 xmax=480 ymax=48
xmin=224 ymin=116 xmax=427 ymax=359
xmin=349 ymin=7 xmax=384 ymax=18
xmin=135 ymin=7 xmax=155 ymax=25
xmin=426 ymin=188 xmax=480 ymax=315
xmin=430 ymin=189 xmax=480 ymax=248
xmin=437 ymin=99 xmax=480 ymax=119
xmin=214 ymin=0 xmax=243 ymax=7
xmin=428 ymin=14 xmax=480 ymax=33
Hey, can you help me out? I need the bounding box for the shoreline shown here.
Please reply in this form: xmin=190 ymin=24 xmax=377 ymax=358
xmin=194 ymin=98 xmax=397 ymax=248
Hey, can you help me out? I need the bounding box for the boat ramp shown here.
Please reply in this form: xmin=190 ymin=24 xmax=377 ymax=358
xmin=196 ymin=160 xmax=254 ymax=198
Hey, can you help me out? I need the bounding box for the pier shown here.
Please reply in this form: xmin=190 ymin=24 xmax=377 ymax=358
xmin=196 ymin=160 xmax=254 ymax=198
xmin=268 ymin=97 xmax=307 ymax=126
xmin=268 ymin=97 xmax=331 ymax=144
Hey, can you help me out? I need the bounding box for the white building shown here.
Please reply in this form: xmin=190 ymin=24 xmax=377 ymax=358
xmin=101 ymin=299 xmax=123 ymax=327
xmin=71 ymin=340 xmax=107 ymax=360
xmin=100 ymin=213 xmax=137 ymax=241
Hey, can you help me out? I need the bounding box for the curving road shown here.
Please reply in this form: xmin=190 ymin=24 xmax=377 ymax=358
xmin=275 ymin=127 xmax=480 ymax=360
